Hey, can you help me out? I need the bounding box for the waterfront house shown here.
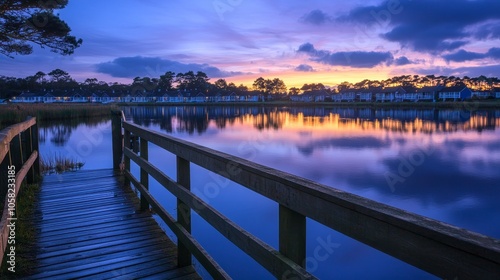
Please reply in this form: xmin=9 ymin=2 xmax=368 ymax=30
xmin=69 ymin=92 xmax=87 ymax=102
xmin=376 ymin=87 xmax=400 ymax=102
xmin=291 ymin=90 xmax=328 ymax=102
xmin=472 ymin=91 xmax=493 ymax=99
xmin=415 ymin=86 xmax=443 ymax=102
xmin=13 ymin=92 xmax=40 ymax=103
xmin=192 ymin=92 xmax=207 ymax=102
xmin=359 ymin=89 xmax=375 ymax=102
xmin=161 ymin=91 xmax=184 ymax=103
xmin=240 ymin=91 xmax=261 ymax=102
xmin=221 ymin=92 xmax=238 ymax=102
xmin=438 ymin=86 xmax=472 ymax=101
xmin=493 ymin=88 xmax=500 ymax=99
xmin=339 ymin=89 xmax=356 ymax=102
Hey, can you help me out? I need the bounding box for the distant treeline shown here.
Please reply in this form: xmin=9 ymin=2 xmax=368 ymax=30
xmin=1 ymin=69 xmax=499 ymax=99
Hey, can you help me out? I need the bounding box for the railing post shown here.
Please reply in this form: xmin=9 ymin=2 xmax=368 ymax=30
xmin=26 ymin=117 xmax=40 ymax=184
xmin=279 ymin=205 xmax=306 ymax=268
xmin=123 ymin=128 xmax=131 ymax=186
xmin=140 ymin=137 xmax=149 ymax=210
xmin=32 ymin=118 xmax=40 ymax=183
xmin=111 ymin=110 xmax=123 ymax=170
xmin=10 ymin=134 xmax=23 ymax=175
xmin=177 ymin=156 xmax=192 ymax=267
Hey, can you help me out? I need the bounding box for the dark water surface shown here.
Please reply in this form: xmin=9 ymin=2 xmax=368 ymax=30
xmin=40 ymin=106 xmax=500 ymax=279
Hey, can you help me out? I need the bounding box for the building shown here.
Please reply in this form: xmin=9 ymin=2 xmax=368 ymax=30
xmin=438 ymin=86 xmax=472 ymax=101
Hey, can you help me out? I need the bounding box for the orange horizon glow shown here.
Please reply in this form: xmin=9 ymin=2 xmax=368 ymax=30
xmin=222 ymin=69 xmax=394 ymax=89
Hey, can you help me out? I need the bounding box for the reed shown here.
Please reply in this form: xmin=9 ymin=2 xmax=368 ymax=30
xmin=40 ymin=153 xmax=85 ymax=174
xmin=0 ymin=103 xmax=117 ymax=127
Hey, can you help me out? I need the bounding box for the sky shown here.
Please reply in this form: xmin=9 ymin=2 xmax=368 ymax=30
xmin=1 ymin=0 xmax=500 ymax=88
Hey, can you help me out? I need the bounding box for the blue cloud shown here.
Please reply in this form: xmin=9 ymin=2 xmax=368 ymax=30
xmin=338 ymin=0 xmax=500 ymax=53
xmin=298 ymin=43 xmax=393 ymax=68
xmin=393 ymin=56 xmax=412 ymax=66
xmin=295 ymin=64 xmax=315 ymax=72
xmin=443 ymin=48 xmax=500 ymax=62
xmin=96 ymin=56 xmax=243 ymax=78
xmin=300 ymin=10 xmax=332 ymax=25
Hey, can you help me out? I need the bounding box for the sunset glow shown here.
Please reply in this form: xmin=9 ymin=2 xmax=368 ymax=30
xmin=1 ymin=0 xmax=499 ymax=87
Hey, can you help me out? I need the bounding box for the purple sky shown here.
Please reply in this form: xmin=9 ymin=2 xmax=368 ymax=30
xmin=1 ymin=0 xmax=500 ymax=87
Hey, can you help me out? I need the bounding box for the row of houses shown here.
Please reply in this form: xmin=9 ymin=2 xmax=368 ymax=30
xmin=10 ymin=90 xmax=264 ymax=103
xmin=292 ymin=86 xmax=500 ymax=102
xmin=8 ymin=86 xmax=500 ymax=104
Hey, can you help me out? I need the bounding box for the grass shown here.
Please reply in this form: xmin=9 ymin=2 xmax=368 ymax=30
xmin=0 ymin=182 xmax=40 ymax=278
xmin=0 ymin=103 xmax=117 ymax=127
xmin=40 ymin=153 xmax=85 ymax=174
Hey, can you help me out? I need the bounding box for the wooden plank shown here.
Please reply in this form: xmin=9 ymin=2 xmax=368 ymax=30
xmin=124 ymin=121 xmax=500 ymax=280
xmin=29 ymin=248 xmax=174 ymax=279
xmin=35 ymin=212 xmax=150 ymax=234
xmin=37 ymin=216 xmax=155 ymax=242
xmin=28 ymin=169 xmax=200 ymax=279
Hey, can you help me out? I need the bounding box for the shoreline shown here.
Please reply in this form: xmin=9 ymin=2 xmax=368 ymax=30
xmin=116 ymin=100 xmax=500 ymax=109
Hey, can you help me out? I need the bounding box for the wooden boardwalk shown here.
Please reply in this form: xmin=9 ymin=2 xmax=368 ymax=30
xmin=28 ymin=169 xmax=201 ymax=279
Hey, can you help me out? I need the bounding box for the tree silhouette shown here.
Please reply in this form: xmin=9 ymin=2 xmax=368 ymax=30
xmin=0 ymin=0 xmax=82 ymax=57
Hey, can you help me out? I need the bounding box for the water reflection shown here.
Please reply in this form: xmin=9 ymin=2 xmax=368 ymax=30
xmin=39 ymin=117 xmax=111 ymax=146
xmin=38 ymin=106 xmax=499 ymax=280
xmin=125 ymin=106 xmax=500 ymax=239
xmin=124 ymin=106 xmax=499 ymax=135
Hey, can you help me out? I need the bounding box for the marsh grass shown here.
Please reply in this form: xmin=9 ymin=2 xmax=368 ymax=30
xmin=0 ymin=103 xmax=116 ymax=127
xmin=0 ymin=183 xmax=40 ymax=277
xmin=40 ymin=154 xmax=85 ymax=174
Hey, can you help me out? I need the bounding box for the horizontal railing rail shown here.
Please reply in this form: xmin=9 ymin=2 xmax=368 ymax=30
xmin=119 ymin=115 xmax=500 ymax=280
xmin=0 ymin=117 xmax=40 ymax=264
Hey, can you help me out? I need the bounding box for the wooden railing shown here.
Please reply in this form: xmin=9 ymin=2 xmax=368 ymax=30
xmin=112 ymin=112 xmax=500 ymax=280
xmin=0 ymin=117 xmax=40 ymax=264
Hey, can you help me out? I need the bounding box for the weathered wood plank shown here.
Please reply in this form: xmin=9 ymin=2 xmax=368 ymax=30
xmin=26 ymin=169 xmax=200 ymax=279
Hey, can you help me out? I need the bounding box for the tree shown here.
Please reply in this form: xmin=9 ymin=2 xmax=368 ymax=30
xmin=0 ymin=0 xmax=82 ymax=57
xmin=48 ymin=68 xmax=71 ymax=83
xmin=158 ymin=71 xmax=175 ymax=91
xmin=237 ymin=84 xmax=248 ymax=92
xmin=214 ymin=79 xmax=228 ymax=90
xmin=289 ymin=87 xmax=300 ymax=95
xmin=301 ymin=83 xmax=325 ymax=92
xmin=34 ymin=71 xmax=46 ymax=84
xmin=269 ymin=78 xmax=286 ymax=94
xmin=252 ymin=77 xmax=286 ymax=94
xmin=253 ymin=77 xmax=266 ymax=92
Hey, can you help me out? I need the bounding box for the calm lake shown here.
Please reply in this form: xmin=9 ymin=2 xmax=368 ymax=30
xmin=39 ymin=105 xmax=500 ymax=279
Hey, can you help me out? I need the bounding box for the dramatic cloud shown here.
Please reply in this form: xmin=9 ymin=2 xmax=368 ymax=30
xmin=298 ymin=43 xmax=393 ymax=68
xmin=474 ymin=22 xmax=500 ymax=40
xmin=295 ymin=64 xmax=315 ymax=72
xmin=415 ymin=64 xmax=500 ymax=78
xmin=443 ymin=48 xmax=500 ymax=62
xmin=393 ymin=56 xmax=412 ymax=66
xmin=300 ymin=9 xmax=332 ymax=25
xmin=96 ymin=56 xmax=243 ymax=78
xmin=338 ymin=0 xmax=500 ymax=53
